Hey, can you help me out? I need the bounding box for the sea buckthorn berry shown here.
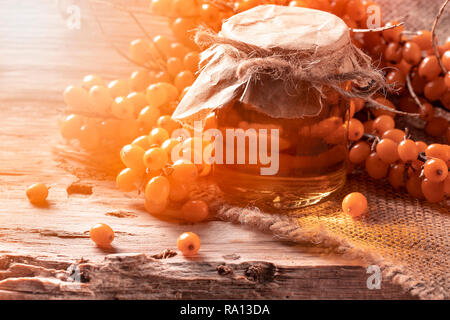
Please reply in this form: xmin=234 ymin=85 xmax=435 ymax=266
xmin=425 ymin=144 xmax=450 ymax=165
xmin=348 ymin=118 xmax=364 ymax=141
xmin=116 ymin=168 xmax=140 ymax=192
xmin=153 ymin=35 xmax=172 ymax=58
xmin=63 ymin=85 xmax=90 ymax=110
xmin=402 ymin=42 xmax=422 ymax=65
xmin=162 ymin=138 xmax=181 ymax=161
xmin=144 ymin=198 xmax=167 ymax=215
xmin=155 ymin=70 xmax=171 ymax=83
xmin=421 ymin=178 xmax=445 ymax=203
xmin=415 ymin=141 xmax=428 ymax=153
xmin=90 ymin=223 xmax=114 ymax=247
xmin=184 ymin=51 xmax=200 ymax=73
xmin=146 ymin=83 xmax=168 ymax=108
xmin=419 ymin=101 xmax=435 ymax=121
xmin=423 ymin=158 xmax=448 ymax=183
xmin=127 ymin=92 xmax=148 ymax=114
xmin=108 ymin=79 xmax=129 ymax=99
xmin=342 ymin=192 xmax=367 ymax=217
xmin=129 ymin=39 xmax=152 ymax=65
xmin=386 ymin=69 xmax=405 ymax=92
xmin=398 ymin=139 xmax=418 ymax=162
xmin=345 ymin=0 xmax=365 ymax=21
xmin=382 ymin=21 xmax=403 ymax=43
xmin=349 ymin=141 xmax=371 ymax=164
xmin=120 ymin=144 xmax=146 ymax=172
xmin=79 ymin=124 xmax=101 ymax=150
xmin=363 ymin=120 xmax=374 ymax=134
xmin=381 ymin=129 xmax=406 ymax=144
xmin=130 ymin=70 xmax=151 ymax=92
xmin=441 ymin=91 xmax=450 ymax=110
xmin=441 ymin=50 xmax=450 ymax=70
xmin=181 ymin=200 xmax=209 ymax=223
xmin=145 ymin=176 xmax=170 ymax=204
xmin=373 ymin=115 xmax=395 ymax=135
xmin=172 ymin=0 xmax=199 ymax=17
xmin=138 ymin=105 xmax=161 ymax=132
xmin=82 ymin=74 xmax=104 ymax=90
xmin=172 ymin=159 xmax=198 ymax=182
xmin=406 ymin=172 xmax=425 ymax=199
xmin=168 ymin=177 xmax=189 ymax=202
xmin=365 ymin=152 xmax=389 ymax=179
xmin=412 ymin=30 xmax=432 ymax=50
xmin=424 ymin=77 xmax=447 ymax=101
xmin=171 ymin=17 xmax=197 ymax=48
xmin=418 ymin=56 xmax=442 ymax=81
xmin=425 ymin=117 xmax=449 ymax=137
xmin=396 ymin=59 xmax=413 ymax=76
xmin=158 ymin=82 xmax=179 ymax=103
xmin=388 ymin=163 xmax=406 ymax=189
xmin=371 ymin=97 xmax=396 ymax=118
xmin=174 ymin=70 xmax=195 ymax=92
xmin=384 ymin=42 xmax=403 ymax=63
xmin=148 ymin=127 xmax=170 ymax=146
xmin=167 ymin=57 xmax=184 ymax=77
xmin=89 ymin=85 xmax=113 ymax=114
xmin=26 ymin=183 xmax=49 ymax=205
xmin=410 ymin=69 xmax=427 ymax=94
xmin=143 ymin=147 xmax=168 ymax=170
xmin=157 ymin=115 xmax=181 ymax=135
xmin=169 ymin=42 xmax=190 ymax=60
xmin=132 ymin=135 xmax=151 ymax=150
xmin=177 ymin=232 xmax=201 ymax=256
xmin=60 ymin=114 xmax=83 ymax=140
xmin=111 ymin=97 xmax=135 ymax=119
xmin=376 ymin=138 xmax=400 ymax=164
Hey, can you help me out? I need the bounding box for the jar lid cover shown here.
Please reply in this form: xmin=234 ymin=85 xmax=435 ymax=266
xmin=221 ymin=5 xmax=350 ymax=53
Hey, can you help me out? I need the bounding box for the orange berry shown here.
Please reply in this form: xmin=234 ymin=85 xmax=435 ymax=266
xmin=411 ymin=30 xmax=432 ymax=50
xmin=418 ymin=56 xmax=442 ymax=81
xmin=181 ymin=200 xmax=209 ymax=223
xmin=397 ymin=139 xmax=418 ymax=162
xmin=365 ymin=152 xmax=389 ymax=179
xmin=129 ymin=39 xmax=152 ymax=65
xmin=148 ymin=127 xmax=170 ymax=146
xmin=349 ymin=141 xmax=371 ymax=164
xmin=347 ymin=118 xmax=364 ymax=141
xmin=174 ymin=70 xmax=195 ymax=92
xmin=108 ymin=79 xmax=129 ymax=99
xmin=130 ymin=70 xmax=151 ymax=92
xmin=441 ymin=50 xmax=450 ymax=70
xmin=63 ymin=85 xmax=90 ymax=110
xmin=143 ymin=147 xmax=168 ymax=170
xmin=144 ymin=198 xmax=168 ymax=215
xmin=382 ymin=21 xmax=403 ymax=43
xmin=423 ymin=158 xmax=448 ymax=183
xmin=177 ymin=232 xmax=201 ymax=256
xmin=168 ymin=177 xmax=189 ymax=202
xmin=116 ymin=168 xmax=140 ymax=192
xmin=419 ymin=102 xmax=435 ymax=121
xmin=384 ymin=42 xmax=403 ymax=63
xmin=415 ymin=141 xmax=428 ymax=153
xmin=425 ymin=117 xmax=449 ymax=137
xmin=424 ymin=77 xmax=447 ymax=101
xmin=79 ymin=124 xmax=101 ymax=150
xmin=421 ymin=178 xmax=445 ymax=203
xmin=184 ymin=51 xmax=200 ymax=73
xmin=381 ymin=129 xmax=406 ymax=144
xmin=376 ymin=138 xmax=399 ymax=164
xmin=402 ymin=42 xmax=422 ymax=65
xmin=373 ymin=115 xmax=395 ymax=135
xmin=60 ymin=114 xmax=83 ymax=140
xmin=342 ymin=192 xmax=367 ymax=217
xmin=345 ymin=0 xmax=365 ymax=21
xmin=172 ymin=159 xmax=198 ymax=182
xmin=82 ymin=74 xmax=104 ymax=90
xmin=157 ymin=115 xmax=182 ymax=135
xmin=26 ymin=183 xmax=49 ymax=205
xmin=90 ymin=223 xmax=114 ymax=247
xmin=425 ymin=144 xmax=450 ymax=165
xmin=138 ymin=105 xmax=161 ymax=132
xmin=406 ymin=172 xmax=425 ymax=199
xmin=120 ymin=144 xmax=146 ymax=172
xmin=388 ymin=163 xmax=406 ymax=189
xmin=145 ymin=176 xmax=170 ymax=204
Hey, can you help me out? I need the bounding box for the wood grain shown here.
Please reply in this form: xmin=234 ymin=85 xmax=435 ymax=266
xmin=2 ymin=0 xmax=445 ymax=299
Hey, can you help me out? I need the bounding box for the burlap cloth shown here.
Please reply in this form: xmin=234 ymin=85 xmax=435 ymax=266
xmin=189 ymin=0 xmax=449 ymax=300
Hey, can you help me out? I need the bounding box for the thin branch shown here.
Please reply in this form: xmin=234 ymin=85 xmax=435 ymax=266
xmin=88 ymin=0 xmax=157 ymax=71
xmin=431 ymin=0 xmax=449 ymax=73
xmin=351 ymin=22 xmax=404 ymax=33
xmin=405 ymin=71 xmax=426 ymax=115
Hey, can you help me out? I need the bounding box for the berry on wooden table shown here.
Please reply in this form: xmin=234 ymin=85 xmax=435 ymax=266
xmin=26 ymin=183 xmax=49 ymax=205
xmin=177 ymin=232 xmax=201 ymax=256
xmin=90 ymin=223 xmax=114 ymax=247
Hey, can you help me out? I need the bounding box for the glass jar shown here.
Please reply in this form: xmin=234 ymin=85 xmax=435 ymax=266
xmin=213 ymin=85 xmax=349 ymax=210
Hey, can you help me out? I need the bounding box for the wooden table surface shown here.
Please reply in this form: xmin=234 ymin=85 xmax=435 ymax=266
xmin=0 ymin=0 xmax=418 ymax=299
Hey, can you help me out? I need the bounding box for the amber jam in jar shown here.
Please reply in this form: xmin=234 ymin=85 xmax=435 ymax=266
xmin=213 ymin=87 xmax=349 ymax=210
